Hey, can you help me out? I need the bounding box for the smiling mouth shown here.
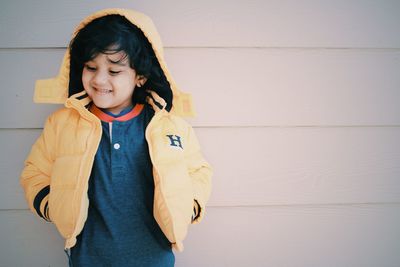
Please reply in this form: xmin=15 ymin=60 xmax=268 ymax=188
xmin=94 ymin=88 xmax=112 ymax=94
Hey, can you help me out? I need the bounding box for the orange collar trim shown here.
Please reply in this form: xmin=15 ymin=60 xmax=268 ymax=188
xmin=90 ymin=104 xmax=144 ymax=122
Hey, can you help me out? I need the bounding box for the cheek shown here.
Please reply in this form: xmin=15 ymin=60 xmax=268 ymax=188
xmin=116 ymin=78 xmax=136 ymax=92
xmin=81 ymin=71 xmax=91 ymax=89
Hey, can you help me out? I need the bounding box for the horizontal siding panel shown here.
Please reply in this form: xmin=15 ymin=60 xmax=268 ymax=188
xmin=1 ymin=48 xmax=400 ymax=128
xmin=168 ymin=48 xmax=400 ymax=127
xmin=5 ymin=126 xmax=400 ymax=209
xmin=176 ymin=205 xmax=400 ymax=267
xmin=2 ymin=205 xmax=400 ymax=266
xmin=1 ymin=0 xmax=400 ymax=48
xmin=204 ymin=126 xmax=400 ymax=206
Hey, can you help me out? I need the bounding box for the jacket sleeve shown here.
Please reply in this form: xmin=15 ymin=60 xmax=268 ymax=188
xmin=20 ymin=115 xmax=56 ymax=223
xmin=184 ymin=125 xmax=213 ymax=224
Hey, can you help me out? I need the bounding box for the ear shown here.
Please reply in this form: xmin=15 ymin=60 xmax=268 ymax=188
xmin=136 ymin=75 xmax=148 ymax=87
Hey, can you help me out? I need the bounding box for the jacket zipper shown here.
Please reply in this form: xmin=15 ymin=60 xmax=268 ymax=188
xmin=64 ymin=98 xmax=102 ymax=249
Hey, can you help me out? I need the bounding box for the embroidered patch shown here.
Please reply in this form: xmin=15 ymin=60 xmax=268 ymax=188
xmin=166 ymin=134 xmax=183 ymax=149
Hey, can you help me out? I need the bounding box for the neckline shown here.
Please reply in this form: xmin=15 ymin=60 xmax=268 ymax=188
xmin=90 ymin=104 xmax=144 ymax=122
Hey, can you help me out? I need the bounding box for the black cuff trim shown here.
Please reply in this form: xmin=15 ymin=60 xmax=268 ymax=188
xmin=193 ymin=199 xmax=201 ymax=221
xmin=43 ymin=201 xmax=50 ymax=221
xmin=33 ymin=185 xmax=50 ymax=221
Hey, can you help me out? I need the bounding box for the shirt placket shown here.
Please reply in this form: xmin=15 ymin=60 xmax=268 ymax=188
xmin=110 ymin=121 xmax=125 ymax=179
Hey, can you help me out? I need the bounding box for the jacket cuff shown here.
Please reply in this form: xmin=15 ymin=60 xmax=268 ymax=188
xmin=33 ymin=185 xmax=51 ymax=222
xmin=191 ymin=199 xmax=204 ymax=224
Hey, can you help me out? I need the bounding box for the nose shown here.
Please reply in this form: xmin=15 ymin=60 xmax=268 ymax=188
xmin=92 ymin=70 xmax=108 ymax=86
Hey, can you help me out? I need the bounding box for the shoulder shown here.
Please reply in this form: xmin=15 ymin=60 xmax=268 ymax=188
xmin=48 ymin=107 xmax=74 ymax=119
xmin=166 ymin=110 xmax=193 ymax=133
xmin=164 ymin=112 xmax=197 ymax=145
xmin=147 ymin=108 xmax=194 ymax=136
xmin=44 ymin=107 xmax=80 ymax=128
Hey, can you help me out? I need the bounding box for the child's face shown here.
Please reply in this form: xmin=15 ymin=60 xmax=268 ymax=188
xmin=82 ymin=51 xmax=145 ymax=115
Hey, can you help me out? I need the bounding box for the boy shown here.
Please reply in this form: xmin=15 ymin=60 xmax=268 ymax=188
xmin=20 ymin=8 xmax=212 ymax=266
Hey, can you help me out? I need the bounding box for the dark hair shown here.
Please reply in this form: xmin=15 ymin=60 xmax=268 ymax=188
xmin=68 ymin=15 xmax=173 ymax=111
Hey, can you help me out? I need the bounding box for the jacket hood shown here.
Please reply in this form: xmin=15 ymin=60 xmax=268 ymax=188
xmin=34 ymin=8 xmax=195 ymax=117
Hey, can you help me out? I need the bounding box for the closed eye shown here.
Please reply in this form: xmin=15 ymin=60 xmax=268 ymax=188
xmin=109 ymin=70 xmax=121 ymax=75
xmin=84 ymin=65 xmax=96 ymax=71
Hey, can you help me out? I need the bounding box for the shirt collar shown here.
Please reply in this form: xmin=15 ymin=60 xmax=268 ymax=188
xmin=90 ymin=104 xmax=144 ymax=122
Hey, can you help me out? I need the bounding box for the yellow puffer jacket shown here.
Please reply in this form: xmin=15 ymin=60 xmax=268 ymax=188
xmin=19 ymin=8 xmax=212 ymax=252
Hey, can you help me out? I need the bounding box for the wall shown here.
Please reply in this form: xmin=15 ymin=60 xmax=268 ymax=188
xmin=1 ymin=1 xmax=400 ymax=266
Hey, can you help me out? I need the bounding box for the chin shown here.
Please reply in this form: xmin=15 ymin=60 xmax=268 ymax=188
xmin=91 ymin=100 xmax=110 ymax=109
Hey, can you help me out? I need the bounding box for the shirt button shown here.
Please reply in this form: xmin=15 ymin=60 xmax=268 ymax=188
xmin=113 ymin=143 xmax=120 ymax=150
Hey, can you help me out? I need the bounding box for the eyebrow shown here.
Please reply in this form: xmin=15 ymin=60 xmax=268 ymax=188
xmin=107 ymin=58 xmax=128 ymax=66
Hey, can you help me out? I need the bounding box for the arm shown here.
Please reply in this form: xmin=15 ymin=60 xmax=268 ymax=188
xmin=184 ymin=125 xmax=213 ymax=224
xmin=20 ymin=115 xmax=56 ymax=223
